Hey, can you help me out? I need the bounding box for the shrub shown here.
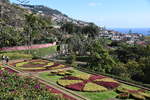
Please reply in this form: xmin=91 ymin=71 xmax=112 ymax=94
xmin=130 ymin=93 xmax=145 ymax=100
xmin=116 ymin=88 xmax=129 ymax=93
xmin=66 ymin=53 xmax=76 ymax=67
xmin=57 ymin=71 xmax=72 ymax=76
xmin=67 ymin=70 xmax=75 ymax=73
xmin=116 ymin=93 xmax=129 ymax=99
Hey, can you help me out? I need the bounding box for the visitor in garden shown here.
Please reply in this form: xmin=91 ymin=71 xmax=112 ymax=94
xmin=1 ymin=55 xmax=5 ymax=64
xmin=5 ymin=56 xmax=9 ymax=64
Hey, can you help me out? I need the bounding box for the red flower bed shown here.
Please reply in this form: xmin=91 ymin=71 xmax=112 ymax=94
xmin=89 ymin=75 xmax=106 ymax=80
xmin=4 ymin=67 xmax=19 ymax=73
xmin=57 ymin=74 xmax=120 ymax=92
xmin=128 ymin=89 xmax=146 ymax=93
xmin=0 ymin=67 xmax=18 ymax=74
xmin=46 ymin=85 xmax=77 ymax=100
xmin=94 ymin=81 xmax=120 ymax=89
xmin=66 ymin=82 xmax=85 ymax=91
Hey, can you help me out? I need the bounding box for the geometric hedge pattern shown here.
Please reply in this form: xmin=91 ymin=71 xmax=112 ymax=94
xmin=10 ymin=59 xmax=66 ymax=71
xmin=57 ymin=74 xmax=120 ymax=92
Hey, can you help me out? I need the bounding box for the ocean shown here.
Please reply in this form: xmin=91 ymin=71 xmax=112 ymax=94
xmin=108 ymin=28 xmax=150 ymax=36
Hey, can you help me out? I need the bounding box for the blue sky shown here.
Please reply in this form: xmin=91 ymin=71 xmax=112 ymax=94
xmin=10 ymin=0 xmax=150 ymax=28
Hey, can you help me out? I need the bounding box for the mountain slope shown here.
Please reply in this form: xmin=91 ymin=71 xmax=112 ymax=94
xmin=20 ymin=4 xmax=90 ymax=26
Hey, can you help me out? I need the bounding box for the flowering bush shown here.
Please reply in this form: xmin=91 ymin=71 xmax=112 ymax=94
xmin=57 ymin=71 xmax=72 ymax=76
xmin=57 ymin=74 xmax=120 ymax=92
xmin=0 ymin=70 xmax=66 ymax=100
xmin=116 ymin=93 xmax=129 ymax=99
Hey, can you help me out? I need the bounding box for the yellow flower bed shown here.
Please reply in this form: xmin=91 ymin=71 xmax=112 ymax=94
xmin=47 ymin=62 xmax=55 ymax=66
xmin=20 ymin=67 xmax=45 ymax=70
xmin=131 ymin=93 xmax=145 ymax=100
xmin=57 ymin=71 xmax=72 ymax=76
xmin=50 ymin=69 xmax=65 ymax=73
xmin=50 ymin=64 xmax=65 ymax=70
xmin=57 ymin=80 xmax=82 ymax=86
xmin=83 ymin=82 xmax=108 ymax=92
xmin=16 ymin=62 xmax=28 ymax=67
xmin=74 ymin=73 xmax=91 ymax=80
xmin=139 ymin=92 xmax=150 ymax=99
xmin=95 ymin=78 xmax=118 ymax=83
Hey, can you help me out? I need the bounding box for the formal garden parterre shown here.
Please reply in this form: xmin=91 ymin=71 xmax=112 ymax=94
xmin=9 ymin=59 xmax=67 ymax=72
xmin=38 ymin=68 xmax=150 ymax=100
xmin=4 ymin=59 xmax=150 ymax=100
xmin=57 ymin=74 xmax=120 ymax=92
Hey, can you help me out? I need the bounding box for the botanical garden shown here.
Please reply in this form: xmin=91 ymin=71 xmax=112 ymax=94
xmin=1 ymin=0 xmax=150 ymax=100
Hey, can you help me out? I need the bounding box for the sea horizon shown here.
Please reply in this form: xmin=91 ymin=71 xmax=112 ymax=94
xmin=108 ymin=27 xmax=150 ymax=36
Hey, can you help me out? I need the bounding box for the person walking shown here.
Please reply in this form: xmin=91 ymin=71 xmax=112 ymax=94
xmin=1 ymin=55 xmax=5 ymax=64
xmin=5 ymin=56 xmax=9 ymax=64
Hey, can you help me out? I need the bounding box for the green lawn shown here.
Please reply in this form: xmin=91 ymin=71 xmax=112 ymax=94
xmin=38 ymin=69 xmax=141 ymax=100
xmin=78 ymin=91 xmax=117 ymax=100
xmin=0 ymin=46 xmax=57 ymax=60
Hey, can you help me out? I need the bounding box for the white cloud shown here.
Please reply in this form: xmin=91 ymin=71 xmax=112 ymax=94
xmin=88 ymin=2 xmax=102 ymax=7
